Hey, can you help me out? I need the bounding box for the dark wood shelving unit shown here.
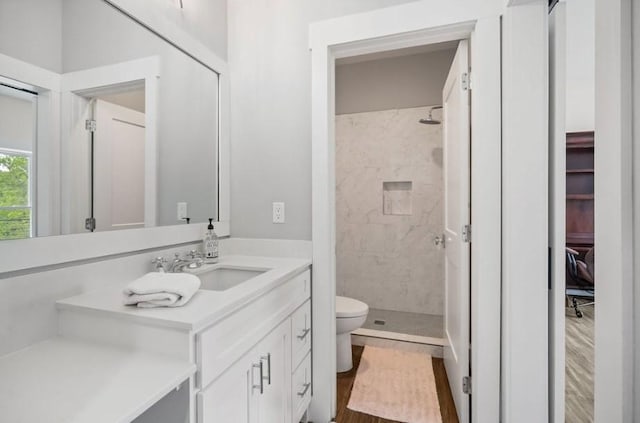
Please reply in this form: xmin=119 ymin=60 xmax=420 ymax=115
xmin=567 ymin=194 xmax=594 ymax=200
xmin=566 ymin=131 xmax=594 ymax=256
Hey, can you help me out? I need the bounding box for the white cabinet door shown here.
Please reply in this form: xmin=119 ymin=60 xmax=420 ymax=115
xmin=198 ymin=350 xmax=258 ymax=423
xmin=257 ymin=320 xmax=292 ymax=423
xmin=198 ymin=319 xmax=293 ymax=423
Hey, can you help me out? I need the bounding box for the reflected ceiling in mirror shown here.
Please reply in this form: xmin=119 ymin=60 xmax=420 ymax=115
xmin=0 ymin=0 xmax=219 ymax=240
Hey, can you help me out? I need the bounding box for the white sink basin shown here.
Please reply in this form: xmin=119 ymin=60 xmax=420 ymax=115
xmin=192 ymin=266 xmax=269 ymax=291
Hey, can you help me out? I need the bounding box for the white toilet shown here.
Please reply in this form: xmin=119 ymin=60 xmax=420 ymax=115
xmin=336 ymin=296 xmax=369 ymax=372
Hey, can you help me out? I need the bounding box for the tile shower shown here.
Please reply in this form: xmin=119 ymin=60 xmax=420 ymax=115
xmin=336 ymin=105 xmax=444 ymax=341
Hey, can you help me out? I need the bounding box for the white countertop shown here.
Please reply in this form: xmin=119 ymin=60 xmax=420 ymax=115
xmin=0 ymin=337 xmax=195 ymax=423
xmin=56 ymin=255 xmax=311 ymax=332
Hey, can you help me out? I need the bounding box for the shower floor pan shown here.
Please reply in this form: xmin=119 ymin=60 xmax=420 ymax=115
xmin=353 ymin=308 xmax=445 ymax=346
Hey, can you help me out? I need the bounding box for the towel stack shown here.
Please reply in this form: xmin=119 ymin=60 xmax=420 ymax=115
xmin=123 ymin=272 xmax=201 ymax=308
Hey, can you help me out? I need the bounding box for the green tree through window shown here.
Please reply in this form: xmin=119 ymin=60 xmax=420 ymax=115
xmin=0 ymin=153 xmax=31 ymax=239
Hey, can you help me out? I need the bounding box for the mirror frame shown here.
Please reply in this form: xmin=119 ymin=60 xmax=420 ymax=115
xmin=0 ymin=0 xmax=230 ymax=274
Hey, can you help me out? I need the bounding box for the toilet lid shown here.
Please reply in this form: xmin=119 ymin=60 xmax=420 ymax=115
xmin=336 ymin=296 xmax=369 ymax=318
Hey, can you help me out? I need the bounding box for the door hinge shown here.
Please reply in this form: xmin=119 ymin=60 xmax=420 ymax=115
xmin=462 ymin=376 xmax=472 ymax=395
xmin=462 ymin=224 xmax=471 ymax=243
xmin=85 ymin=119 xmax=97 ymax=132
xmin=461 ymin=72 xmax=471 ymax=91
xmin=85 ymin=217 xmax=96 ymax=231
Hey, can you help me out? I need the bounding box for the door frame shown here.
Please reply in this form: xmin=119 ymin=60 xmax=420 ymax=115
xmin=594 ymin=0 xmax=635 ymax=420
xmin=549 ymin=3 xmax=566 ymax=422
xmin=309 ymin=5 xmax=502 ymax=422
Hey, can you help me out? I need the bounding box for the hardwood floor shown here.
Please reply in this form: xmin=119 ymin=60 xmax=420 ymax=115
xmin=336 ymin=345 xmax=459 ymax=423
xmin=565 ymin=301 xmax=594 ymax=423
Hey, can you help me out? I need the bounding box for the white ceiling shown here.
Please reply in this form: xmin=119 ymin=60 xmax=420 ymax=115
xmin=97 ymin=88 xmax=146 ymax=113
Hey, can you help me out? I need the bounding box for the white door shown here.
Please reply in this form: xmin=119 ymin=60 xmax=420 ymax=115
xmin=93 ymin=99 xmax=145 ymax=231
xmin=443 ymin=39 xmax=471 ymax=423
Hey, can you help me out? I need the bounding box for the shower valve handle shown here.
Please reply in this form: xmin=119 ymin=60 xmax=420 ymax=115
xmin=434 ymin=234 xmax=445 ymax=248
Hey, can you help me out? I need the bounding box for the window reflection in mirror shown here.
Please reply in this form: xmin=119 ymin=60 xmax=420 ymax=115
xmin=0 ymin=84 xmax=36 ymax=240
xmin=0 ymin=0 xmax=219 ymax=239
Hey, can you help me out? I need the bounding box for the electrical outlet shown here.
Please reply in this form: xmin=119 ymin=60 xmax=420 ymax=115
xmin=273 ymin=202 xmax=285 ymax=223
xmin=177 ymin=202 xmax=188 ymax=220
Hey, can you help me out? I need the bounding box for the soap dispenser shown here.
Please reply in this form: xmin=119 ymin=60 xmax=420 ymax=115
xmin=203 ymin=218 xmax=219 ymax=263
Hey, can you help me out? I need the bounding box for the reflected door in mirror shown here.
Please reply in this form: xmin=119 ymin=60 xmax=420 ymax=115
xmin=94 ymin=99 xmax=146 ymax=231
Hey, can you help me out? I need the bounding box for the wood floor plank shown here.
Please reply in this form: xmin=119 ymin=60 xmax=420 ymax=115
xmin=565 ymin=302 xmax=594 ymax=423
xmin=336 ymin=345 xmax=459 ymax=423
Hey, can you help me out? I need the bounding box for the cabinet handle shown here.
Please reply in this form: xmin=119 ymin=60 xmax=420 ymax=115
xmin=297 ymin=382 xmax=311 ymax=397
xmin=261 ymin=353 xmax=271 ymax=385
xmin=297 ymin=328 xmax=311 ymax=340
xmin=252 ymin=362 xmax=264 ymax=394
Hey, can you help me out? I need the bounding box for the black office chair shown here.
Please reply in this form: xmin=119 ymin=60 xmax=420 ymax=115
xmin=565 ymin=247 xmax=594 ymax=318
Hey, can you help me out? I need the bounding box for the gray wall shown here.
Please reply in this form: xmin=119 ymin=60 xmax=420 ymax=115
xmin=336 ymin=49 xmax=456 ymax=115
xmin=161 ymin=0 xmax=228 ymax=60
xmin=0 ymin=0 xmax=63 ymax=73
xmin=228 ymin=0 xmax=420 ymax=240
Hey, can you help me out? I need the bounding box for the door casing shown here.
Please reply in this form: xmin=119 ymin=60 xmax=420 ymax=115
xmin=309 ymin=5 xmax=502 ymax=422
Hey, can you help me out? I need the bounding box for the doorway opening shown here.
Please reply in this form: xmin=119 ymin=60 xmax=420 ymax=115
xmin=549 ymin=2 xmax=596 ymax=422
xmin=310 ymin=13 xmax=502 ymax=423
xmin=64 ymin=78 xmax=152 ymax=234
xmin=564 ymin=131 xmax=594 ymax=423
xmin=334 ymin=39 xmax=469 ymax=423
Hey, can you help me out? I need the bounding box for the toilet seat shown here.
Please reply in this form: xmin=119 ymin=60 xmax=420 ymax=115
xmin=336 ymin=296 xmax=369 ymax=318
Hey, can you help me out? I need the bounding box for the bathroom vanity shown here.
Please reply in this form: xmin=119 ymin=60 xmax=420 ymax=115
xmin=0 ymin=255 xmax=311 ymax=423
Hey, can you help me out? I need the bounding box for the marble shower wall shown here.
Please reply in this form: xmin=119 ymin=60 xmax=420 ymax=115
xmin=336 ymin=106 xmax=444 ymax=315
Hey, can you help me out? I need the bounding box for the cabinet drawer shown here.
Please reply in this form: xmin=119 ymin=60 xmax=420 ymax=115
xmin=198 ymin=269 xmax=310 ymax=389
xmin=292 ymin=352 xmax=312 ymax=423
xmin=291 ymin=299 xmax=311 ymax=367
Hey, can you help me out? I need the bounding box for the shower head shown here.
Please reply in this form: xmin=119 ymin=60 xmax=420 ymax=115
xmin=419 ymin=105 xmax=443 ymax=125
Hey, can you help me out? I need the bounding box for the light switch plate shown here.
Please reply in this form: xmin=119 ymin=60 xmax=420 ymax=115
xmin=273 ymin=202 xmax=285 ymax=223
xmin=177 ymin=202 xmax=188 ymax=220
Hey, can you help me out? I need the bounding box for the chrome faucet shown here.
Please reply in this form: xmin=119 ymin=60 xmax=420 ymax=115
xmin=151 ymin=256 xmax=168 ymax=272
xmin=168 ymin=250 xmax=204 ymax=273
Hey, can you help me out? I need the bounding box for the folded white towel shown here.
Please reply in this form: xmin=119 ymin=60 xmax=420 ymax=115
xmin=123 ymin=272 xmax=201 ymax=308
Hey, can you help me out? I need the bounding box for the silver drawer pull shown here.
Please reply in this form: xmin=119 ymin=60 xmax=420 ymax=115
xmin=261 ymin=353 xmax=271 ymax=385
xmin=297 ymin=382 xmax=311 ymax=397
xmin=297 ymin=328 xmax=311 ymax=340
xmin=252 ymin=362 xmax=264 ymax=394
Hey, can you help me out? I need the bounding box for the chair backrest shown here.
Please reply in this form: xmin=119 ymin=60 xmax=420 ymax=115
xmin=566 ymin=248 xmax=578 ymax=279
xmin=584 ymin=247 xmax=595 ymax=280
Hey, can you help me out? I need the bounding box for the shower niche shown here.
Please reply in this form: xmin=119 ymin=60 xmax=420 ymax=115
xmin=383 ymin=181 xmax=413 ymax=216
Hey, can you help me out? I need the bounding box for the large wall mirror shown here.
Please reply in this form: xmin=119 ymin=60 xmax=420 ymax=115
xmin=0 ymin=0 xmax=220 ymax=240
